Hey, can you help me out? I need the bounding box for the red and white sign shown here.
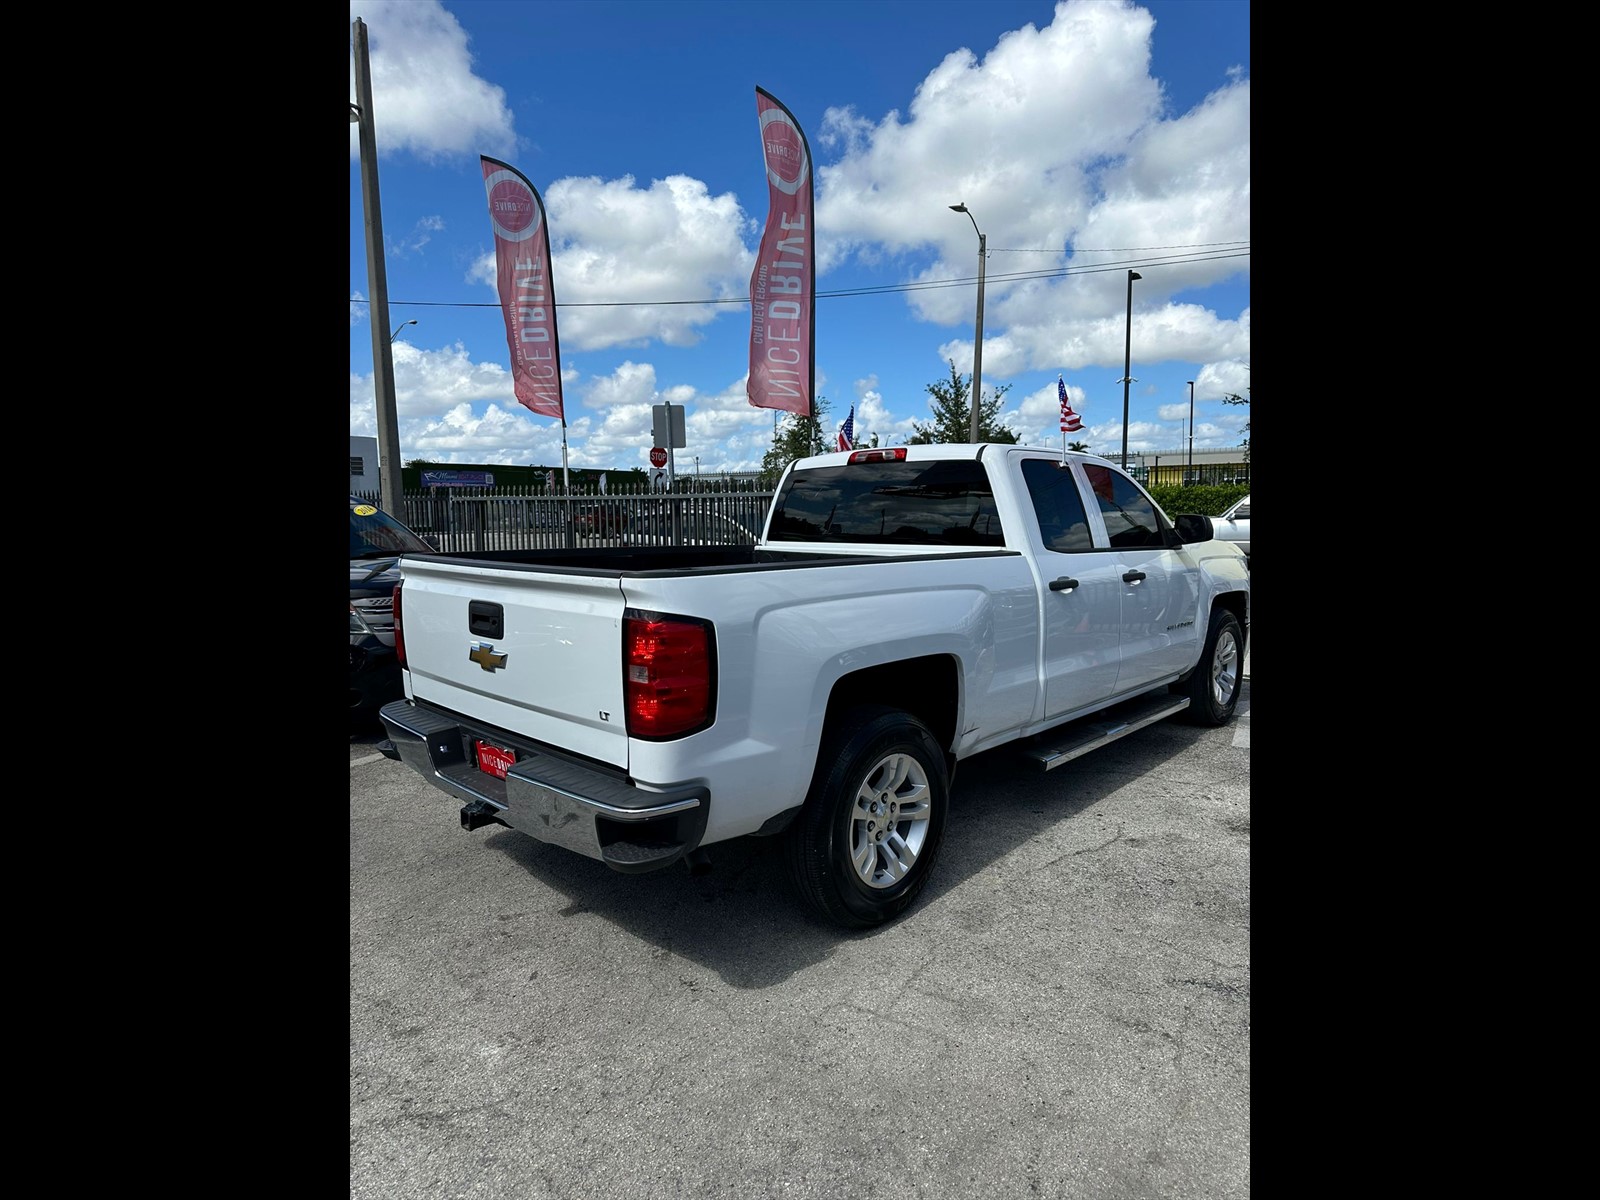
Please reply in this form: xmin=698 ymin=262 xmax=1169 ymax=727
xmin=481 ymin=155 xmax=564 ymax=421
xmin=650 ymin=447 xmax=668 ymax=468
xmin=746 ymin=87 xmax=814 ymax=417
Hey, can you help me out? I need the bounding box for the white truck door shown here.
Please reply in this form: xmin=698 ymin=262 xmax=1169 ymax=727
xmin=1078 ymin=462 xmax=1201 ymax=693
xmin=1017 ymin=457 xmax=1123 ymax=717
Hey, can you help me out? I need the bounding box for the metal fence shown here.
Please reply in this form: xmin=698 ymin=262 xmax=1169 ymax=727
xmin=354 ymin=485 xmax=777 ymax=556
xmin=1130 ymin=462 xmax=1251 ymax=489
xmin=357 ymin=459 xmax=1249 ymax=555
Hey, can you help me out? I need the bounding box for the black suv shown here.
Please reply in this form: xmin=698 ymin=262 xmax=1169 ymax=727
xmin=350 ymin=497 xmax=435 ymax=727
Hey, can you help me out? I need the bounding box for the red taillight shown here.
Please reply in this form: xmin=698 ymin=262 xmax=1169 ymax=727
xmin=392 ymin=584 xmax=406 ymax=668
xmin=624 ymin=612 xmax=714 ymax=739
xmin=847 ymin=447 xmax=906 ymax=464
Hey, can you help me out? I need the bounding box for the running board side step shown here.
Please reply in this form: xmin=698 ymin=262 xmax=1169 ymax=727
xmin=1019 ymin=693 xmax=1190 ymax=771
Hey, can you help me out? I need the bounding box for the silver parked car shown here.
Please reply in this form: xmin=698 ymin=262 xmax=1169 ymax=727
xmin=1212 ymin=493 xmax=1249 ymax=562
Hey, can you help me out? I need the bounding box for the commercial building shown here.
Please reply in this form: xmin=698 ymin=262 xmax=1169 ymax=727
xmin=350 ymin=436 xmax=379 ymax=495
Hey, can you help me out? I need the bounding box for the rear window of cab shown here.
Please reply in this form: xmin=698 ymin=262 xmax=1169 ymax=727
xmin=769 ymin=460 xmax=1003 ymax=546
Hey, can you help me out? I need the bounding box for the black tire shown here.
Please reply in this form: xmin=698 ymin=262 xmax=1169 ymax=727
xmin=1177 ymin=609 xmax=1244 ymax=726
xmin=786 ymin=706 xmax=949 ymax=929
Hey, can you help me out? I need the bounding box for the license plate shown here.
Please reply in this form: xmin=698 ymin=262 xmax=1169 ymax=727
xmin=476 ymin=740 xmax=516 ymax=780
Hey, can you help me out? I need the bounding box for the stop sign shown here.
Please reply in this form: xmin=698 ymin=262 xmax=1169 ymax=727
xmin=649 ymin=447 xmax=667 ymax=468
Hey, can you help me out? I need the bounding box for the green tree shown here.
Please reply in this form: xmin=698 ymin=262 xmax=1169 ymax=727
xmin=1068 ymin=440 xmax=1090 ymax=452
xmin=1222 ymin=380 xmax=1250 ymax=460
xmin=759 ymin=396 xmax=832 ymax=484
xmin=908 ymin=360 xmax=1017 ymax=444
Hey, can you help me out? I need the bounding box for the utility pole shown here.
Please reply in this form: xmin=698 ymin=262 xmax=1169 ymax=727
xmin=949 ymin=204 xmax=986 ymax=443
xmin=352 ymin=17 xmax=404 ymax=517
xmin=1119 ymin=270 xmax=1141 ymax=470
xmin=1187 ymin=380 xmax=1195 ymax=475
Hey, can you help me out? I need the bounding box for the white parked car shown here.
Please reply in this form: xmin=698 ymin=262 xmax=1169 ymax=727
xmin=1212 ymin=494 xmax=1249 ymax=561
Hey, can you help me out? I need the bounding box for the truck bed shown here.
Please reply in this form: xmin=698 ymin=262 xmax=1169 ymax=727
xmin=411 ymin=543 xmax=1013 ymax=575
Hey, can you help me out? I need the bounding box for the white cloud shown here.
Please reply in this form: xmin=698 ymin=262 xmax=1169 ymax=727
xmin=352 ymin=0 xmax=1248 ymax=471
xmin=350 ymin=0 xmax=518 ymax=161
xmin=466 ymin=175 xmax=753 ymax=352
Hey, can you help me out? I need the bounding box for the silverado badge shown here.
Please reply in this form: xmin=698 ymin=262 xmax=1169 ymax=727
xmin=468 ymin=642 xmax=508 ymax=672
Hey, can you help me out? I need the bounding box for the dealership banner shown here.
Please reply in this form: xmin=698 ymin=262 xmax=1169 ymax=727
xmin=746 ymin=88 xmax=814 ymax=416
xmin=481 ymin=156 xmax=565 ymax=421
xmin=421 ymin=470 xmax=495 ymax=489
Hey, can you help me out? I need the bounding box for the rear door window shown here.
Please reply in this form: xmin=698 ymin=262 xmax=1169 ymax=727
xmin=1081 ymin=463 xmax=1166 ymax=549
xmin=1020 ymin=459 xmax=1093 ymax=552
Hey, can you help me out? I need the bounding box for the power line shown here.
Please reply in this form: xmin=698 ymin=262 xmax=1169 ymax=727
xmin=352 ymin=244 xmax=1249 ymax=312
xmin=988 ymin=239 xmax=1249 ymax=253
xmin=829 ymin=250 xmax=1248 ymax=300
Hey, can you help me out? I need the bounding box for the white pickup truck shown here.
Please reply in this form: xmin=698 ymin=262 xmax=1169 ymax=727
xmin=378 ymin=444 xmax=1250 ymax=928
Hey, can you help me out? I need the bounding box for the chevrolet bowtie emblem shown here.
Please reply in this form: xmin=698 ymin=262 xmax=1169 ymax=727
xmin=468 ymin=642 xmax=508 ymax=672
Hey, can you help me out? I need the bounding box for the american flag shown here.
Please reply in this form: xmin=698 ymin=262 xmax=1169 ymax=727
xmin=1058 ymin=376 xmax=1083 ymax=432
xmin=838 ymin=405 xmax=855 ymax=451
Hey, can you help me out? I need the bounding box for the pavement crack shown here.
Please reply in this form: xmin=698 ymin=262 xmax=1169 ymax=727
xmin=1041 ymin=824 xmax=1125 ymax=868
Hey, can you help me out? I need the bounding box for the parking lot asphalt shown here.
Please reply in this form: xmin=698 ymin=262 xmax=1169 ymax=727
xmin=350 ymin=636 xmax=1250 ymax=1199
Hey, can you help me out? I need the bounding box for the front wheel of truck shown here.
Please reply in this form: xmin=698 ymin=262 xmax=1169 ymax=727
xmin=787 ymin=706 xmax=949 ymax=929
xmin=1176 ymin=609 xmax=1244 ymax=726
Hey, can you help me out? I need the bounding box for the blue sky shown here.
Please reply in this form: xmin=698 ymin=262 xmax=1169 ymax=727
xmin=350 ymin=0 xmax=1249 ymax=479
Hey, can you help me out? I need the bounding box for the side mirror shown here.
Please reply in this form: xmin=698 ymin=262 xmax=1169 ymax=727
xmin=1172 ymin=513 xmax=1214 ymax=544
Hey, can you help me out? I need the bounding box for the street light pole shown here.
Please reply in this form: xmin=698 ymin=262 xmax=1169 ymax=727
xmin=950 ymin=203 xmax=986 ymax=444
xmin=1120 ymin=270 xmax=1142 ymax=470
xmin=1187 ymin=379 xmax=1195 ymax=477
xmin=391 ymin=318 xmax=417 ymax=343
xmin=352 ymin=16 xmax=404 ymax=517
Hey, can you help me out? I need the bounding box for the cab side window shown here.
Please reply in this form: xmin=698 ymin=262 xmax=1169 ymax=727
xmin=1082 ymin=464 xmax=1164 ymax=549
xmin=1021 ymin=459 xmax=1092 ymax=552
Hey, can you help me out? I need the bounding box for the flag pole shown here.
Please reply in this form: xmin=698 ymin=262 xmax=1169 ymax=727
xmin=1058 ymin=375 xmax=1067 ymax=464
xmin=561 ymin=422 xmax=571 ymax=490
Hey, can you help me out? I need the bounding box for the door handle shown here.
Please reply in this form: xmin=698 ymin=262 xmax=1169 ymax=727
xmin=1049 ymin=577 xmax=1079 ymax=592
xmin=1122 ymin=570 xmax=1146 ymax=584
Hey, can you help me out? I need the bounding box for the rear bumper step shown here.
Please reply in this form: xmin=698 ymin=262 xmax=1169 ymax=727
xmin=378 ymin=699 xmax=709 ymax=873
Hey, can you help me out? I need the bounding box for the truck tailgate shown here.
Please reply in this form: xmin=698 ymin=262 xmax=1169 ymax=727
xmin=399 ymin=558 xmax=628 ymax=767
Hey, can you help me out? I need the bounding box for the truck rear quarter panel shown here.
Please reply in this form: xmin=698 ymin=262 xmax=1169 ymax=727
xmin=619 ymin=552 xmax=1040 ymax=844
